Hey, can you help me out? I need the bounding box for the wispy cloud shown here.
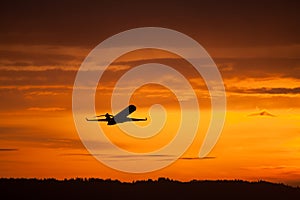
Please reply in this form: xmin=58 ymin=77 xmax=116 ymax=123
xmin=40 ymin=138 xmax=83 ymax=149
xmin=180 ymin=156 xmax=216 ymax=160
xmin=27 ymin=107 xmax=66 ymax=112
xmin=59 ymin=153 xmax=92 ymax=157
xmin=59 ymin=152 xmax=177 ymax=161
xmin=242 ymin=165 xmax=300 ymax=173
xmin=0 ymin=148 xmax=18 ymax=151
xmin=0 ymin=45 xmax=88 ymax=71
xmin=0 ymin=124 xmax=83 ymax=150
xmin=229 ymin=87 xmax=300 ymax=95
xmin=106 ymin=65 xmax=131 ymax=72
xmin=25 ymin=91 xmax=64 ymax=96
xmin=0 ymin=69 xmax=77 ymax=87
xmin=210 ymin=45 xmax=300 ymax=59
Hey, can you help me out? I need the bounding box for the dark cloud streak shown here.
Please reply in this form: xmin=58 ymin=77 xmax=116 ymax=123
xmin=0 ymin=49 xmax=83 ymax=67
xmin=229 ymin=87 xmax=300 ymax=95
xmin=0 ymin=148 xmax=18 ymax=151
xmin=216 ymin=58 xmax=300 ymax=80
xmin=0 ymin=69 xmax=77 ymax=86
xmin=0 ymin=125 xmax=83 ymax=150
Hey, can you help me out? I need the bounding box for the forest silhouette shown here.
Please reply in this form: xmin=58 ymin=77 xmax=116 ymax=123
xmin=1 ymin=178 xmax=300 ymax=199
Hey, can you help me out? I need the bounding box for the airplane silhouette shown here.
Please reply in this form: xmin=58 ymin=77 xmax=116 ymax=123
xmin=86 ymin=105 xmax=147 ymax=125
xmin=248 ymin=110 xmax=276 ymax=117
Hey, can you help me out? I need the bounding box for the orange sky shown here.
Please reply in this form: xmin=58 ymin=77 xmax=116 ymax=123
xmin=0 ymin=0 xmax=300 ymax=186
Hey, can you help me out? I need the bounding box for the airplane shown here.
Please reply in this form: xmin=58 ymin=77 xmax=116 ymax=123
xmin=86 ymin=105 xmax=147 ymax=125
xmin=248 ymin=110 xmax=276 ymax=117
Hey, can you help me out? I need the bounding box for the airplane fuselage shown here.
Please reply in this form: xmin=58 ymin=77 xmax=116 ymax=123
xmin=107 ymin=118 xmax=116 ymax=125
xmin=86 ymin=105 xmax=147 ymax=125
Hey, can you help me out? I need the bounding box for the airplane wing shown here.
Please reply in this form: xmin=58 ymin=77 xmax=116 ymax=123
xmin=248 ymin=113 xmax=259 ymax=116
xmin=95 ymin=114 xmax=113 ymax=117
xmin=86 ymin=118 xmax=108 ymax=121
xmin=129 ymin=117 xmax=147 ymax=121
xmin=248 ymin=111 xmax=276 ymax=117
xmin=264 ymin=112 xmax=276 ymax=117
xmin=114 ymin=105 xmax=136 ymax=123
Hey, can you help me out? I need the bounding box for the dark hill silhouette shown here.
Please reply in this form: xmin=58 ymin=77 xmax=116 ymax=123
xmin=1 ymin=178 xmax=300 ymax=199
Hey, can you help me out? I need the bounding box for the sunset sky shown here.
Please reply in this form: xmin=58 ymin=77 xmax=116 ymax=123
xmin=1 ymin=0 xmax=300 ymax=186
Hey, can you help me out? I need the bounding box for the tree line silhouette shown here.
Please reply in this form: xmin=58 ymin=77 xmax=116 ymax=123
xmin=1 ymin=178 xmax=299 ymax=199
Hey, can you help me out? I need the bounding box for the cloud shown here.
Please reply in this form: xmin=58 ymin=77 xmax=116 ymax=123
xmin=229 ymin=87 xmax=300 ymax=95
xmin=111 ymin=57 xmax=300 ymax=83
xmin=60 ymin=153 xmax=178 ymax=161
xmin=180 ymin=156 xmax=215 ymax=160
xmin=108 ymin=154 xmax=175 ymax=159
xmin=59 ymin=153 xmax=92 ymax=157
xmin=215 ymin=58 xmax=300 ymax=80
xmin=0 ymin=126 xmax=25 ymax=135
xmin=0 ymin=148 xmax=18 ymax=151
xmin=210 ymin=45 xmax=300 ymax=59
xmin=27 ymin=107 xmax=66 ymax=112
xmin=0 ymin=45 xmax=88 ymax=69
xmin=0 ymin=134 xmax=83 ymax=150
xmin=0 ymin=124 xmax=84 ymax=150
xmin=110 ymin=57 xmax=201 ymax=80
xmin=0 ymin=85 xmax=72 ymax=112
xmin=25 ymin=91 xmax=64 ymax=96
xmin=242 ymin=165 xmax=300 ymax=175
xmin=40 ymin=138 xmax=83 ymax=149
xmin=0 ymin=45 xmax=88 ymax=57
xmin=68 ymin=154 xmax=215 ymax=162
xmin=106 ymin=65 xmax=131 ymax=72
xmin=0 ymin=69 xmax=77 ymax=87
